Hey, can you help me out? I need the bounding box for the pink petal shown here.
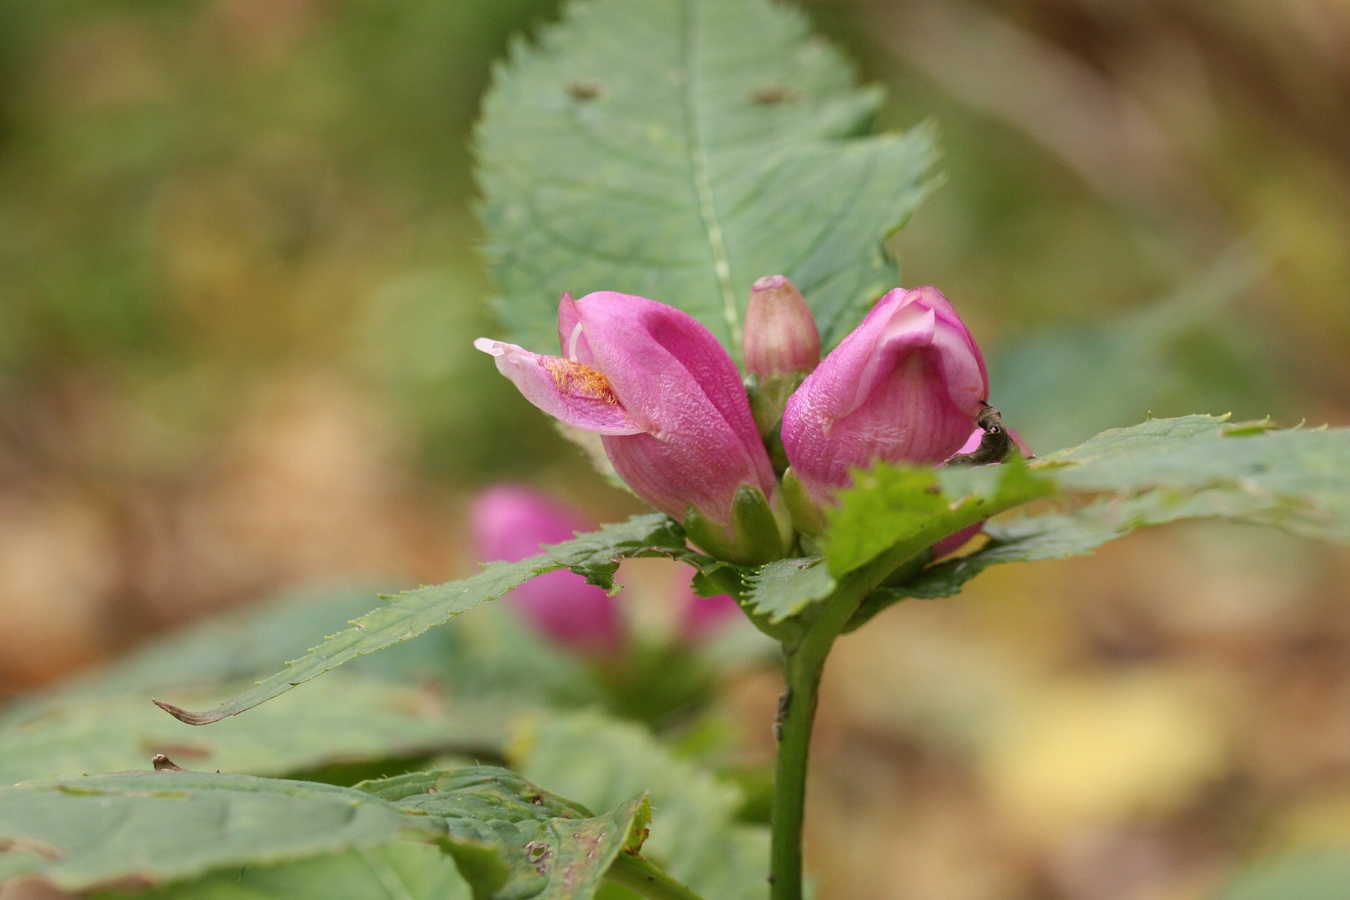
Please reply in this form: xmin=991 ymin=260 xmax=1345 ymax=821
xmin=567 ymin=293 xmax=777 ymax=525
xmin=474 ymin=338 xmax=644 ymax=436
xmin=782 ymin=286 xmax=990 ymax=507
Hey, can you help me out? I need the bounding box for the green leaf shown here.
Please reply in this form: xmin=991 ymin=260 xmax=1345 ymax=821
xmin=0 ymin=771 xmax=436 ymax=891
xmin=153 ymin=514 xmax=685 ymax=726
xmin=115 ymin=843 xmax=471 ymax=900
xmin=823 ymin=453 xmax=1054 ymax=577
xmin=742 ymin=556 xmax=833 ymax=628
xmin=511 ymin=711 xmax=769 ymax=900
xmin=476 ymin=0 xmax=937 ymax=357
xmin=0 ymin=670 xmax=508 ymax=786
xmin=1042 ymin=415 xmax=1350 ymax=541
xmin=848 ymin=416 xmax=1350 ymax=623
xmin=1218 ymin=853 xmax=1350 ymax=900
xmin=856 ymin=489 xmax=1195 ymax=613
xmin=360 ymin=766 xmax=654 ymax=900
xmin=842 ymin=503 xmax=1136 ymax=629
xmin=2 ymin=584 xmax=400 ymax=713
xmin=0 ymin=582 xmax=594 ymax=729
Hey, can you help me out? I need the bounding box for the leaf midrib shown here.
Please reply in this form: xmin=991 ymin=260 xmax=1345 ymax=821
xmin=679 ymin=0 xmax=741 ymax=354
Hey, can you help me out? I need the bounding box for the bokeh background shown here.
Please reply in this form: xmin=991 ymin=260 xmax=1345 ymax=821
xmin=2 ymin=1 xmax=1349 ymax=898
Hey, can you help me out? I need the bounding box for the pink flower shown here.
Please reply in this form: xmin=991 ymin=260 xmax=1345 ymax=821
xmin=472 ymin=485 xmax=742 ymax=651
xmin=470 ymin=485 xmax=622 ymax=654
xmin=782 ymin=286 xmax=989 ymax=517
xmin=476 ymin=292 xmax=790 ymax=564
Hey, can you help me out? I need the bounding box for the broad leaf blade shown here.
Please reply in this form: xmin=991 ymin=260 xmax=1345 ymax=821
xmin=361 ymin=766 xmax=653 ymax=900
xmin=0 ymin=671 xmax=508 ymax=786
xmin=1 ymin=584 xmax=400 ymax=714
xmin=477 ymin=0 xmax=937 ymax=356
xmin=154 ymin=515 xmax=685 ymax=725
xmin=1042 ymin=415 xmax=1350 ymax=541
xmin=844 ymin=501 xmax=1147 ymax=628
xmin=850 ymin=416 xmax=1350 ymax=623
xmin=118 ymin=843 xmax=471 ymax=900
xmin=0 ymin=584 xmax=586 ymax=725
xmin=1218 ymin=853 xmax=1350 ymax=900
xmin=512 ymin=710 xmax=769 ymax=900
xmin=0 ymin=772 xmax=435 ymax=891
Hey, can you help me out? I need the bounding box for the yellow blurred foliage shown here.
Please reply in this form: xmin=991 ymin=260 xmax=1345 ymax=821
xmin=978 ymin=671 xmax=1230 ymax=841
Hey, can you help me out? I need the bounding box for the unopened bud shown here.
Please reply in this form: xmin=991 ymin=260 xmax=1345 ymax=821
xmin=743 ymin=275 xmax=821 ymax=379
xmin=781 ymin=286 xmax=988 ymax=509
xmin=743 ymin=276 xmax=821 ymax=443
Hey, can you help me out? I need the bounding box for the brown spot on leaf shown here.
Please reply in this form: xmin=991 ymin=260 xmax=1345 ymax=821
xmin=566 ymin=79 xmax=604 ymax=100
xmin=524 ymin=840 xmax=553 ymax=874
xmin=752 ymin=85 xmax=799 ymax=104
xmin=0 ymin=837 xmax=64 ymax=860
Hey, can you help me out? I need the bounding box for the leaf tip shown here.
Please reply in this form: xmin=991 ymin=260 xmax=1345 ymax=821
xmin=151 ymin=698 xmax=229 ymax=726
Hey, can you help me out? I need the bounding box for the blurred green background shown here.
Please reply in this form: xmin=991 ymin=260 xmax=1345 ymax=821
xmin=2 ymin=1 xmax=1349 ymax=898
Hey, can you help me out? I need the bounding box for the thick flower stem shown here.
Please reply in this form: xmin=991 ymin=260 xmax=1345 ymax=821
xmin=768 ymin=545 xmax=931 ymax=900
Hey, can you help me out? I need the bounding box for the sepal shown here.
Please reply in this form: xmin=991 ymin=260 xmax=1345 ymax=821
xmin=781 ymin=467 xmax=828 ymax=537
xmin=683 ymin=485 xmax=793 ymax=566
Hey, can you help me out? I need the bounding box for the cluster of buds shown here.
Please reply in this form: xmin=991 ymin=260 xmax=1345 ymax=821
xmin=476 ymin=278 xmax=1014 ymax=569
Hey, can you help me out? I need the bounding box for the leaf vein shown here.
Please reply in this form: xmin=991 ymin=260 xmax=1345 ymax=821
xmin=679 ymin=0 xmax=740 ymax=351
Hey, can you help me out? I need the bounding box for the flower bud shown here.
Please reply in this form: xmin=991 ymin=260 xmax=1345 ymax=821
xmin=743 ymin=275 xmax=820 ymax=379
xmin=781 ymin=286 xmax=988 ymax=511
xmin=476 ymin=292 xmax=792 ymax=565
xmin=470 ymin=485 xmax=622 ymax=654
xmin=743 ymin=276 xmax=822 ymax=442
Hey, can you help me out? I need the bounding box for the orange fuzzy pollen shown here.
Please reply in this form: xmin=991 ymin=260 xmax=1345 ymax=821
xmin=545 ymin=358 xmax=620 ymax=404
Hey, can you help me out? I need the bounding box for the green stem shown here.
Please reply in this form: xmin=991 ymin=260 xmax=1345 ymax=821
xmin=769 ymin=635 xmax=829 ymax=900
xmin=608 ymin=853 xmax=707 ymax=900
xmin=768 ymin=544 xmax=930 ymax=900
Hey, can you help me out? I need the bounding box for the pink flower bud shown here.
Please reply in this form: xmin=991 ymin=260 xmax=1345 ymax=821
xmin=743 ymin=275 xmax=820 ymax=379
xmin=742 ymin=275 xmax=822 ymax=443
xmin=476 ymin=293 xmax=791 ymax=564
xmin=470 ymin=485 xmax=622 ymax=654
xmin=781 ymin=286 xmax=989 ymax=511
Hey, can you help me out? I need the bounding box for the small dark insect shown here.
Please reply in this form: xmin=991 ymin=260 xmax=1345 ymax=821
xmin=566 ymin=79 xmax=604 ymax=101
xmin=946 ymin=402 xmax=1014 ymax=466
